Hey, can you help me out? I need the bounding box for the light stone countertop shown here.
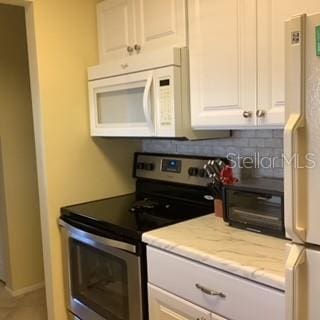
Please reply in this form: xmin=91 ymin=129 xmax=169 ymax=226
xmin=142 ymin=214 xmax=288 ymax=291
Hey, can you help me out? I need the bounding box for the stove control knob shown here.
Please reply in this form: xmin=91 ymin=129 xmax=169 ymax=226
xmin=188 ymin=167 xmax=199 ymax=176
xmin=198 ymin=168 xmax=206 ymax=178
xmin=145 ymin=163 xmax=155 ymax=171
xmin=136 ymin=162 xmax=145 ymax=170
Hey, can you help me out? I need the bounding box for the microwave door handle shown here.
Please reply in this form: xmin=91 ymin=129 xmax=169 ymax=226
xmin=143 ymin=74 xmax=154 ymax=134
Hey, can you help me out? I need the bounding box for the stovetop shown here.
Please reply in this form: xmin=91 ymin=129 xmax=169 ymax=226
xmin=60 ymin=153 xmax=228 ymax=243
xmin=60 ymin=191 xmax=213 ymax=242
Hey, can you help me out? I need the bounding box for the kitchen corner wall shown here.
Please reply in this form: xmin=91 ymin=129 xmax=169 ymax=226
xmin=28 ymin=1 xmax=141 ymax=319
xmin=0 ymin=4 xmax=44 ymax=292
xmin=143 ymin=129 xmax=284 ymax=179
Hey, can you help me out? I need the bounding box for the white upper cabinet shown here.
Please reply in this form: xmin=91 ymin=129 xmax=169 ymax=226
xmin=189 ymin=0 xmax=257 ymax=129
xmin=257 ymin=0 xmax=320 ymax=128
xmin=97 ymin=0 xmax=136 ymax=61
xmin=97 ymin=0 xmax=187 ymax=63
xmin=135 ymin=0 xmax=186 ymax=54
xmin=189 ymin=0 xmax=320 ymax=130
xmin=256 ymin=0 xmax=285 ymax=128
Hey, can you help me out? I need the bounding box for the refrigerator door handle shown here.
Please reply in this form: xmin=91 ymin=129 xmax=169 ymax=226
xmin=284 ymin=115 xmax=306 ymax=242
xmin=285 ymin=244 xmax=305 ymax=320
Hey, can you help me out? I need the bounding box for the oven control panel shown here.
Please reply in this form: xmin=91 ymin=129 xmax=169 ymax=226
xmin=134 ymin=153 xmax=227 ymax=187
xmin=161 ymin=158 xmax=182 ymax=173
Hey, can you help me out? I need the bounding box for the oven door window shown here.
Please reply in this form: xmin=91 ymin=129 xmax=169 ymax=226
xmin=70 ymin=239 xmax=129 ymax=320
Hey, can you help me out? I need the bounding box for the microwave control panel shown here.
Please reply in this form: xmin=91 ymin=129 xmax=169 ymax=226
xmin=158 ymin=78 xmax=173 ymax=126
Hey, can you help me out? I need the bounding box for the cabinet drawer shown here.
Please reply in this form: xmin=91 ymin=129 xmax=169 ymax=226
xmin=147 ymin=247 xmax=285 ymax=320
xmin=148 ymin=284 xmax=213 ymax=320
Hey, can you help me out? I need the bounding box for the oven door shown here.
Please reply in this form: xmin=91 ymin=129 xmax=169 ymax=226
xmin=60 ymin=220 xmax=143 ymax=320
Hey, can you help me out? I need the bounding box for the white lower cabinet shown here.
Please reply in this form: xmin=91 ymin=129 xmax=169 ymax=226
xmin=149 ymin=284 xmax=225 ymax=320
xmin=147 ymin=247 xmax=285 ymax=320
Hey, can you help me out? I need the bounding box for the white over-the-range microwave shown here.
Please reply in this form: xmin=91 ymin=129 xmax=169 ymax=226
xmin=87 ymin=47 xmax=229 ymax=139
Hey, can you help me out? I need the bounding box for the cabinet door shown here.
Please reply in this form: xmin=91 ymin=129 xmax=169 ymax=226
xmin=97 ymin=0 xmax=136 ymax=62
xmin=134 ymin=0 xmax=187 ymax=55
xmin=257 ymin=0 xmax=320 ymax=127
xmin=148 ymin=284 xmax=214 ymax=320
xmin=189 ymin=0 xmax=257 ymax=129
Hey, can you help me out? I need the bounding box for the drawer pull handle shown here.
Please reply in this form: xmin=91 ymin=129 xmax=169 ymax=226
xmin=195 ymin=283 xmax=226 ymax=298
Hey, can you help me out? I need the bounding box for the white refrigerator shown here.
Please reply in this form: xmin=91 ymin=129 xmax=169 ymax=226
xmin=285 ymin=12 xmax=320 ymax=320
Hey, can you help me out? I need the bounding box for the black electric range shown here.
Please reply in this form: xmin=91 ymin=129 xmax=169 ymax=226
xmin=59 ymin=153 xmax=227 ymax=320
xmin=61 ymin=180 xmax=214 ymax=243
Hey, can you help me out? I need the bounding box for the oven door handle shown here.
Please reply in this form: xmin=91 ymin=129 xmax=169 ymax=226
xmin=59 ymin=220 xmax=136 ymax=254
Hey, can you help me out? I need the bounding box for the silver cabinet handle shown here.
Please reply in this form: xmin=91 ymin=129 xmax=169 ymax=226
xmin=242 ymin=111 xmax=252 ymax=118
xmin=256 ymin=109 xmax=266 ymax=118
xmin=195 ymin=283 xmax=226 ymax=298
xmin=134 ymin=44 xmax=141 ymax=53
xmin=127 ymin=46 xmax=134 ymax=53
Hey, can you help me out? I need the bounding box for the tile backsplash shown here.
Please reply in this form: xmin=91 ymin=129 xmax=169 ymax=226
xmin=143 ymin=130 xmax=284 ymax=179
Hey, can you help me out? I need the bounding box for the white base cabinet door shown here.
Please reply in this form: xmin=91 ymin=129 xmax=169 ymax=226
xmin=148 ymin=284 xmax=225 ymax=320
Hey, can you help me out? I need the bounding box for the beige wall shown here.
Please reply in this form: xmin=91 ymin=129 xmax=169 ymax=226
xmin=0 ymin=4 xmax=44 ymax=291
xmin=25 ymin=0 xmax=141 ymax=319
xmin=0 ymin=142 xmax=9 ymax=282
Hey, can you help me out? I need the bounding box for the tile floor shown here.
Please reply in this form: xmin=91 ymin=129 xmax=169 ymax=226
xmin=0 ymin=283 xmax=47 ymax=319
